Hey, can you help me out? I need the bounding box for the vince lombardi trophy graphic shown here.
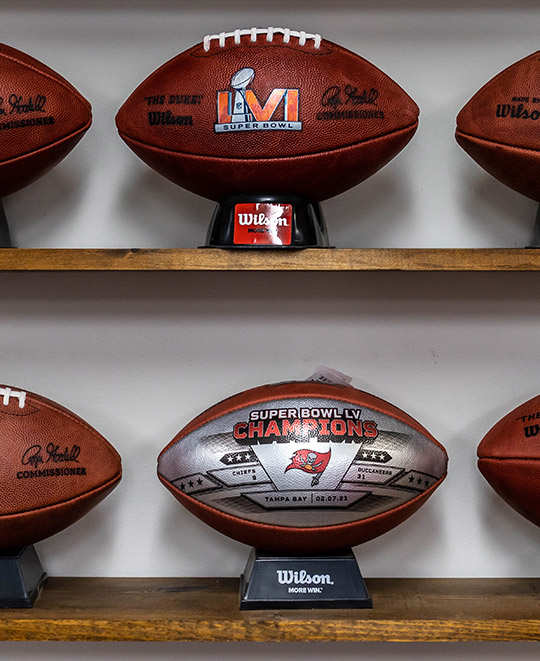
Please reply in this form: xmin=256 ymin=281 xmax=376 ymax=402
xmin=205 ymin=65 xmax=330 ymax=249
xmin=230 ymin=67 xmax=255 ymax=122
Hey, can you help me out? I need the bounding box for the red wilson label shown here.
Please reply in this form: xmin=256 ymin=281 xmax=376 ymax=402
xmin=233 ymin=203 xmax=293 ymax=246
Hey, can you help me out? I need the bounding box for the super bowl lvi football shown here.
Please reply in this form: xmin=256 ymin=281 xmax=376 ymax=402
xmin=116 ymin=27 xmax=419 ymax=202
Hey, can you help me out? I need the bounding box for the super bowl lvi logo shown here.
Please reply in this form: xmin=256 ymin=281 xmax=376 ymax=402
xmin=215 ymin=67 xmax=302 ymax=132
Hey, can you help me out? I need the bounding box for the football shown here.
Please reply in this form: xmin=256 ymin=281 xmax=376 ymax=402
xmin=157 ymin=381 xmax=447 ymax=553
xmin=477 ymin=395 xmax=540 ymax=527
xmin=0 ymin=385 xmax=122 ymax=550
xmin=0 ymin=43 xmax=92 ymax=198
xmin=456 ymin=51 xmax=540 ymax=201
xmin=116 ymin=27 xmax=419 ymax=202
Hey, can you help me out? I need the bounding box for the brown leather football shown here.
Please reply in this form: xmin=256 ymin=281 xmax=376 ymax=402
xmin=0 ymin=43 xmax=92 ymax=198
xmin=0 ymin=385 xmax=121 ymax=550
xmin=456 ymin=51 xmax=540 ymax=201
xmin=116 ymin=27 xmax=419 ymax=202
xmin=478 ymin=395 xmax=540 ymax=527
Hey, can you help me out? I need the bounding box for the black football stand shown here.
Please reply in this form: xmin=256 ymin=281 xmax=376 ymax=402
xmin=527 ymin=202 xmax=540 ymax=248
xmin=0 ymin=546 xmax=48 ymax=608
xmin=202 ymin=193 xmax=332 ymax=249
xmin=240 ymin=548 xmax=372 ymax=610
xmin=0 ymin=200 xmax=13 ymax=248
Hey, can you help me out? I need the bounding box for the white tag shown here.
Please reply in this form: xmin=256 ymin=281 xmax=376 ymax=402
xmin=306 ymin=366 xmax=353 ymax=386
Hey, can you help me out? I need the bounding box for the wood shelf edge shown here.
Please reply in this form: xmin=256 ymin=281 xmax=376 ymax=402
xmin=1 ymin=577 xmax=540 ymax=642
xmin=4 ymin=618 xmax=540 ymax=643
xmin=1 ymin=248 xmax=540 ymax=271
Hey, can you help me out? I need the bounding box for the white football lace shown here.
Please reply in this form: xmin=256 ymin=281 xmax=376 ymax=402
xmin=0 ymin=386 xmax=26 ymax=408
xmin=203 ymin=27 xmax=322 ymax=52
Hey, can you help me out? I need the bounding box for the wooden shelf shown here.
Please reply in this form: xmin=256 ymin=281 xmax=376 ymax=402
xmin=1 ymin=577 xmax=540 ymax=642
xmin=1 ymin=248 xmax=540 ymax=271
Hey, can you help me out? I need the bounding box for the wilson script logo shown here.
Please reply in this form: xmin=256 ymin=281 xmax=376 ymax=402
xmin=276 ymin=569 xmax=335 ymax=594
xmin=496 ymin=97 xmax=540 ymax=121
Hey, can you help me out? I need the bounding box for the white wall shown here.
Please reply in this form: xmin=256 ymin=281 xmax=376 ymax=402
xmin=1 ymin=1 xmax=540 ymax=658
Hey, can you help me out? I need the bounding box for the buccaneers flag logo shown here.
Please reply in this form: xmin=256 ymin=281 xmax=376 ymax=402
xmin=285 ymin=449 xmax=331 ymax=486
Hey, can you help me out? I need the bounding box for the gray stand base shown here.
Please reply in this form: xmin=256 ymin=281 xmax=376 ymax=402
xmin=0 ymin=546 xmax=48 ymax=608
xmin=240 ymin=547 xmax=372 ymax=610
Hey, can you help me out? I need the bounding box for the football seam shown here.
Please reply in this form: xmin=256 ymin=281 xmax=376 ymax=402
xmin=0 ymin=50 xmax=91 ymax=111
xmin=0 ymin=470 xmax=122 ymax=519
xmin=119 ymin=120 xmax=419 ymax=161
xmin=190 ymin=43 xmax=335 ymax=58
xmin=159 ymin=384 xmax=446 ymax=459
xmin=0 ymin=407 xmax=39 ymax=418
xmin=21 ymin=393 xmax=120 ymax=459
xmin=0 ymin=121 xmax=92 ymax=166
xmin=456 ymin=129 xmax=540 ymax=154
xmin=478 ymin=455 xmax=540 ymax=461
xmin=161 ymin=471 xmax=447 ymax=532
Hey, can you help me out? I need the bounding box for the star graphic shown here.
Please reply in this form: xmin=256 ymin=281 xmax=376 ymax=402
xmin=188 ymin=480 xmax=194 ymax=488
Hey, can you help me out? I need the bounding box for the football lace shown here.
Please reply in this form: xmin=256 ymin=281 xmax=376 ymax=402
xmin=0 ymin=386 xmax=26 ymax=408
xmin=203 ymin=27 xmax=322 ymax=51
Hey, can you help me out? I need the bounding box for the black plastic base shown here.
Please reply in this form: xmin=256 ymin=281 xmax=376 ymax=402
xmin=203 ymin=193 xmax=332 ymax=249
xmin=240 ymin=547 xmax=372 ymax=610
xmin=0 ymin=200 xmax=13 ymax=248
xmin=0 ymin=545 xmax=48 ymax=608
